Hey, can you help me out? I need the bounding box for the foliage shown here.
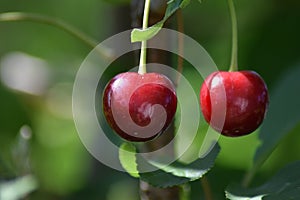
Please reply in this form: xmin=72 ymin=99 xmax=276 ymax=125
xmin=226 ymin=161 xmax=300 ymax=200
xmin=0 ymin=0 xmax=300 ymax=199
xmin=120 ymin=142 xmax=220 ymax=188
xmin=131 ymin=0 xmax=190 ymax=42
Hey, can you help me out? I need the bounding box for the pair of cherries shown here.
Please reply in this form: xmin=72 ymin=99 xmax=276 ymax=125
xmin=103 ymin=70 xmax=269 ymax=142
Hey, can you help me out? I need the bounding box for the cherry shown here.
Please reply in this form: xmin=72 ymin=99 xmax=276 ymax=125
xmin=200 ymin=70 xmax=269 ymax=137
xmin=103 ymin=72 xmax=177 ymax=142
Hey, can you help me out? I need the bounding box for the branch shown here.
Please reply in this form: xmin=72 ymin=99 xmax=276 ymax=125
xmin=0 ymin=12 xmax=114 ymax=59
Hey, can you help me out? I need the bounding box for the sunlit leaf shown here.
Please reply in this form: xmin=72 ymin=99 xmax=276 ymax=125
xmin=226 ymin=193 xmax=265 ymax=200
xmin=131 ymin=21 xmax=164 ymax=43
xmin=131 ymin=0 xmax=190 ymax=42
xmin=119 ymin=142 xmax=139 ymax=178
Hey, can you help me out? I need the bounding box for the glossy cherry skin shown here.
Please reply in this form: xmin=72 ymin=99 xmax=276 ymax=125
xmin=103 ymin=72 xmax=177 ymax=142
xmin=200 ymin=71 xmax=269 ymax=137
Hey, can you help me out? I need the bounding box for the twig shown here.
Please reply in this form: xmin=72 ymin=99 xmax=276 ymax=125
xmin=201 ymin=176 xmax=213 ymax=200
xmin=0 ymin=12 xmax=114 ymax=59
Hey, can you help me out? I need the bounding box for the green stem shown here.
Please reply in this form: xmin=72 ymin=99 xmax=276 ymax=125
xmin=179 ymin=184 xmax=191 ymax=200
xmin=0 ymin=12 xmax=113 ymax=59
xmin=201 ymin=176 xmax=213 ymax=200
xmin=138 ymin=0 xmax=151 ymax=74
xmin=227 ymin=0 xmax=238 ymax=72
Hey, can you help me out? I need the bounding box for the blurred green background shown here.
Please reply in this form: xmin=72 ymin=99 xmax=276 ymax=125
xmin=0 ymin=0 xmax=300 ymax=199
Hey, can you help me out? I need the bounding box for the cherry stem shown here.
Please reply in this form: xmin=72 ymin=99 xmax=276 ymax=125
xmin=227 ymin=0 xmax=238 ymax=72
xmin=138 ymin=0 xmax=151 ymax=75
xmin=201 ymin=176 xmax=214 ymax=200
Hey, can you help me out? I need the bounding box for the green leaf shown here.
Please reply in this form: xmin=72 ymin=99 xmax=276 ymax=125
xmin=131 ymin=21 xmax=164 ymax=43
xmin=226 ymin=160 xmax=300 ymax=200
xmin=137 ymin=143 xmax=220 ymax=188
xmin=226 ymin=192 xmax=265 ymax=200
xmin=226 ymin=193 xmax=265 ymax=200
xmin=254 ymin=66 xmax=300 ymax=166
xmin=131 ymin=0 xmax=190 ymax=42
xmin=119 ymin=142 xmax=139 ymax=178
xmin=179 ymin=0 xmax=190 ymax=8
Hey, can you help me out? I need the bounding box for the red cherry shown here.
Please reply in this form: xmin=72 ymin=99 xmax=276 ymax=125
xmin=200 ymin=71 xmax=269 ymax=137
xmin=103 ymin=72 xmax=177 ymax=142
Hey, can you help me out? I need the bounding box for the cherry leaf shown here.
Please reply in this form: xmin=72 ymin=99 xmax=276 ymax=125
xmin=131 ymin=0 xmax=190 ymax=42
xmin=226 ymin=160 xmax=300 ymax=200
xmin=254 ymin=66 xmax=300 ymax=167
xmin=131 ymin=21 xmax=164 ymax=43
xmin=137 ymin=143 xmax=220 ymax=188
xmin=119 ymin=142 xmax=139 ymax=178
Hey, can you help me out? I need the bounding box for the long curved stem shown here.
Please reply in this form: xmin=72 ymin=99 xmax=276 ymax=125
xmin=138 ymin=0 xmax=151 ymax=74
xmin=0 ymin=12 xmax=113 ymax=59
xmin=227 ymin=0 xmax=238 ymax=72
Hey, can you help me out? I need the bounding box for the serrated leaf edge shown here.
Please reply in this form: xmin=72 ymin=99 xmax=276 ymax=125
xmin=119 ymin=142 xmax=139 ymax=178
